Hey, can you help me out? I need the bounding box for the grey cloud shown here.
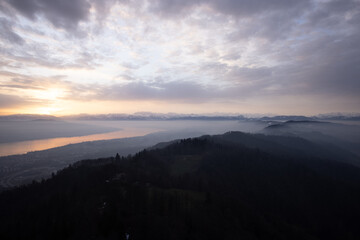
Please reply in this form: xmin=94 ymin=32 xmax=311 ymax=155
xmin=220 ymin=0 xmax=358 ymax=43
xmin=116 ymin=74 xmax=135 ymax=81
xmin=90 ymin=0 xmax=117 ymax=19
xmin=226 ymin=6 xmax=308 ymax=42
xmin=149 ymin=0 xmax=198 ymax=17
xmin=0 ymin=93 xmax=29 ymax=107
xmin=95 ymin=81 xmax=218 ymax=102
xmin=0 ymin=17 xmax=24 ymax=44
xmin=268 ymin=5 xmax=360 ymax=99
xmin=307 ymin=0 xmax=360 ymax=28
xmin=200 ymin=62 xmax=228 ymax=73
xmin=1 ymin=0 xmax=135 ymax=33
xmin=74 ymin=51 xmax=102 ymax=69
xmin=0 ymin=70 xmax=36 ymax=85
xmin=0 ymin=71 xmax=69 ymax=91
xmin=0 ymin=70 xmax=23 ymax=77
xmin=300 ymin=34 xmax=360 ymax=97
xmin=224 ymin=0 xmax=360 ymax=100
xmin=0 ymin=0 xmax=311 ymax=41
xmin=189 ymin=44 xmax=205 ymax=55
xmin=1 ymin=0 xmax=359 ymax=111
xmin=226 ymin=66 xmax=273 ymax=82
xmin=199 ymin=62 xmax=273 ymax=82
xmin=221 ymin=52 xmax=241 ymax=61
xmin=3 ymin=0 xmax=312 ymax=31
xmin=69 ymin=78 xmax=278 ymax=103
xmin=310 ymin=60 xmax=360 ymax=96
xmin=4 ymin=0 xmax=91 ymax=31
xmin=0 ymin=84 xmax=44 ymax=90
xmin=122 ymin=62 xmax=141 ymax=70
xmin=209 ymin=0 xmax=310 ymax=17
xmin=4 ymin=0 xmax=39 ymax=19
xmin=150 ymin=0 xmax=310 ymax=18
xmin=0 ymin=43 xmax=98 ymax=70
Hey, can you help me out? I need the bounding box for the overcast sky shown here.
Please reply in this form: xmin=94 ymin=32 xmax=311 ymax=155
xmin=0 ymin=0 xmax=359 ymax=116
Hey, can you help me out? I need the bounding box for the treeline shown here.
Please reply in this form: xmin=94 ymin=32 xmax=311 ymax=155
xmin=0 ymin=134 xmax=360 ymax=239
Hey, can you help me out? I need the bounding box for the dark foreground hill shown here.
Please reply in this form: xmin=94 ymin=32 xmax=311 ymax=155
xmin=1 ymin=132 xmax=360 ymax=240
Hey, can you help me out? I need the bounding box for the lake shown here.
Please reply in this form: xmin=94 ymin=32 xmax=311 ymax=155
xmin=0 ymin=120 xmax=266 ymax=157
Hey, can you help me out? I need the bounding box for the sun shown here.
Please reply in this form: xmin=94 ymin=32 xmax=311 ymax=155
xmin=36 ymin=107 xmax=62 ymax=115
xmin=37 ymin=88 xmax=65 ymax=101
xmin=32 ymin=88 xmax=66 ymax=115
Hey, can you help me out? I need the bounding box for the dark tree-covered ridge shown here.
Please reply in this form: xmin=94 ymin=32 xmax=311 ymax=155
xmin=0 ymin=132 xmax=360 ymax=240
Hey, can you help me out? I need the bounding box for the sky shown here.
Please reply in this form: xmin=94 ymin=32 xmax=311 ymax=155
xmin=0 ymin=0 xmax=359 ymax=116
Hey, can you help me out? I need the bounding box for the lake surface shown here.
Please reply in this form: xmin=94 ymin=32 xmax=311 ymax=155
xmin=0 ymin=128 xmax=158 ymax=157
xmin=0 ymin=120 xmax=266 ymax=157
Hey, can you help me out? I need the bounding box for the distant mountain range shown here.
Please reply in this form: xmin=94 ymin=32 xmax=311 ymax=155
xmin=1 ymin=112 xmax=360 ymax=121
xmin=62 ymin=113 xmax=248 ymax=121
xmin=0 ymin=114 xmax=60 ymax=121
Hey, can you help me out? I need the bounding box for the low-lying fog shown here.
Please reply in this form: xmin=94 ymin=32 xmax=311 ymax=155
xmin=1 ymin=119 xmax=359 ymax=189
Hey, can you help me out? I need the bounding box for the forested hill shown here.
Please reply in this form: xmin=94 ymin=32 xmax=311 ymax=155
xmin=1 ymin=132 xmax=360 ymax=240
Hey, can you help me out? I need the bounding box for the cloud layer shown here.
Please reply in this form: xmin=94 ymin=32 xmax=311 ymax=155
xmin=0 ymin=0 xmax=359 ymax=115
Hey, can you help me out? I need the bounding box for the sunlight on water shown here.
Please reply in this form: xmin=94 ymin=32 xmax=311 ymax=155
xmin=0 ymin=128 xmax=159 ymax=157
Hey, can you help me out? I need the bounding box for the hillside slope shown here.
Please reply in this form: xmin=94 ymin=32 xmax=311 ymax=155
xmin=1 ymin=132 xmax=360 ymax=240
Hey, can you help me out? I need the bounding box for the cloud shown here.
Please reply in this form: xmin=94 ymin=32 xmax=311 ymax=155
xmin=66 ymin=76 xmax=283 ymax=103
xmin=149 ymin=0 xmax=198 ymax=17
xmin=0 ymin=70 xmax=69 ymax=93
xmin=300 ymin=34 xmax=360 ymax=96
xmin=0 ymin=0 xmax=359 ymax=114
xmin=308 ymin=0 xmax=360 ymax=28
xmin=0 ymin=93 xmax=29 ymax=107
xmin=122 ymin=62 xmax=141 ymax=70
xmin=198 ymin=62 xmax=273 ymax=84
xmin=116 ymin=74 xmax=135 ymax=81
xmin=226 ymin=66 xmax=273 ymax=82
xmin=210 ymin=0 xmax=310 ymax=17
xmin=81 ymin=80 xmax=219 ymax=102
xmin=149 ymin=0 xmax=310 ymax=18
xmin=221 ymin=52 xmax=241 ymax=61
xmin=0 ymin=84 xmax=44 ymax=90
xmin=4 ymin=0 xmax=91 ymax=31
xmin=0 ymin=17 xmax=24 ymax=44
xmin=0 ymin=40 xmax=99 ymax=70
xmin=1 ymin=0 xmax=133 ymax=33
